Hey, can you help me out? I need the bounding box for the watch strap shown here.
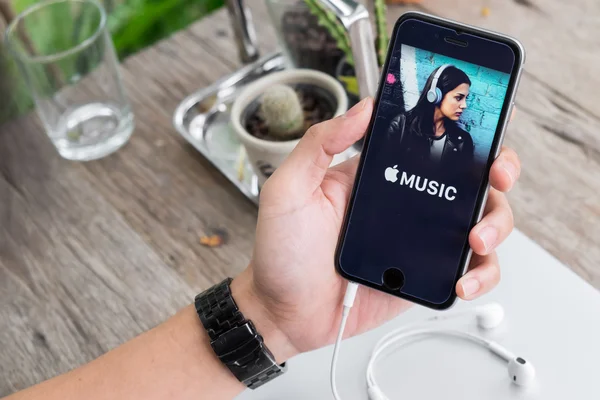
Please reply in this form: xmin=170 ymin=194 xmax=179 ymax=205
xmin=194 ymin=278 xmax=287 ymax=389
xmin=194 ymin=277 xmax=245 ymax=340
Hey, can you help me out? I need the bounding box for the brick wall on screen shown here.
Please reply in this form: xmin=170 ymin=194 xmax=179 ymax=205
xmin=406 ymin=48 xmax=509 ymax=162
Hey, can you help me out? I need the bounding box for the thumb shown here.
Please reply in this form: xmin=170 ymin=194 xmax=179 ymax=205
xmin=267 ymin=97 xmax=373 ymax=200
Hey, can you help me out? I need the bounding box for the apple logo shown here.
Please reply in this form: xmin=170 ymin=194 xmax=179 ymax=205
xmin=385 ymin=165 xmax=399 ymax=183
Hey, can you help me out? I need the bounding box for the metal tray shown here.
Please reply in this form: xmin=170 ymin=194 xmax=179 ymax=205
xmin=173 ymin=52 xmax=287 ymax=205
xmin=174 ymin=51 xmax=359 ymax=206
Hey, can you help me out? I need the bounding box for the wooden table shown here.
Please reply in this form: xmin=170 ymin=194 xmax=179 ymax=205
xmin=1 ymin=0 xmax=598 ymax=396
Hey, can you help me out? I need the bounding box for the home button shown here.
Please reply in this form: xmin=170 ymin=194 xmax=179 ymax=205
xmin=382 ymin=267 xmax=405 ymax=291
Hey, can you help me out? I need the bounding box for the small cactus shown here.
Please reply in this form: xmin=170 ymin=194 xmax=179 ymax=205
xmin=260 ymin=84 xmax=304 ymax=140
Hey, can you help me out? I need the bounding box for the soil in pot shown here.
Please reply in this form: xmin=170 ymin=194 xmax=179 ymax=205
xmin=243 ymin=83 xmax=336 ymax=142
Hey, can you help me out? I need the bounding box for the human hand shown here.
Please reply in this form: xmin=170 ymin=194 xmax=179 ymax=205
xmin=231 ymin=97 xmax=521 ymax=362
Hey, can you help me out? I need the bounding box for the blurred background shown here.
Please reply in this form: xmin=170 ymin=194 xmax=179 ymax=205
xmin=0 ymin=0 xmax=225 ymax=124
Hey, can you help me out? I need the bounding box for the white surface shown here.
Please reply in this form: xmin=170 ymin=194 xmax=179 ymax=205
xmin=237 ymin=230 xmax=600 ymax=399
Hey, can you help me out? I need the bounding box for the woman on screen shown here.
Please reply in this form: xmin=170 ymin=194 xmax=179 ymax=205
xmin=388 ymin=65 xmax=474 ymax=171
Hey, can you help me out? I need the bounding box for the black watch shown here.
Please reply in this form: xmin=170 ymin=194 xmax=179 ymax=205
xmin=194 ymin=278 xmax=287 ymax=389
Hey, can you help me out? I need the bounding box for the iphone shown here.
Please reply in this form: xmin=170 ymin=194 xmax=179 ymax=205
xmin=335 ymin=12 xmax=525 ymax=309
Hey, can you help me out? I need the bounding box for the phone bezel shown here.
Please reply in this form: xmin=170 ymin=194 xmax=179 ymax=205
xmin=334 ymin=12 xmax=525 ymax=310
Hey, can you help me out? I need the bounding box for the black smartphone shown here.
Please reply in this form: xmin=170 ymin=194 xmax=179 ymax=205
xmin=335 ymin=12 xmax=525 ymax=310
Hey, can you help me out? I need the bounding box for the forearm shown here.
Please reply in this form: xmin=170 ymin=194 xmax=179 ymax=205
xmin=5 ymin=272 xmax=294 ymax=400
xmin=5 ymin=305 xmax=243 ymax=400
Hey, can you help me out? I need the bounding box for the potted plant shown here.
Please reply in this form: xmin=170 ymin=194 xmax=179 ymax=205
xmin=266 ymin=0 xmax=390 ymax=106
xmin=312 ymin=0 xmax=389 ymax=105
xmin=230 ymin=69 xmax=348 ymax=186
xmin=266 ymin=0 xmax=346 ymax=77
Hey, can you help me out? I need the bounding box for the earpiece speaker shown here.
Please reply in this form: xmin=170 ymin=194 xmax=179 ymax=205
xmin=508 ymin=357 xmax=536 ymax=387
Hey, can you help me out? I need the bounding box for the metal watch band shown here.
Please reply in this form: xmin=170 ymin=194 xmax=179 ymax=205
xmin=194 ymin=278 xmax=287 ymax=389
xmin=194 ymin=278 xmax=245 ymax=339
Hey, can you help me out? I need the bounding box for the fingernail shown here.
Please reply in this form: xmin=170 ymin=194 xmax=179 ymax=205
xmin=501 ymin=161 xmax=518 ymax=185
xmin=344 ymin=97 xmax=368 ymax=118
xmin=460 ymin=278 xmax=480 ymax=298
xmin=478 ymin=226 xmax=498 ymax=252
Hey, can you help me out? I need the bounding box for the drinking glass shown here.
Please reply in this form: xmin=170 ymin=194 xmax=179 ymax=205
xmin=5 ymin=0 xmax=134 ymax=161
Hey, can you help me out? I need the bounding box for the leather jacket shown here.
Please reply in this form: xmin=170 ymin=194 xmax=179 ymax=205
xmin=386 ymin=113 xmax=475 ymax=173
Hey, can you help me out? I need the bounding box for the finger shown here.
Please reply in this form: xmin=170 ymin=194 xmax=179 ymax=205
xmin=327 ymin=151 xmax=361 ymax=188
xmin=328 ymin=153 xmax=360 ymax=178
xmin=489 ymin=146 xmax=521 ymax=192
xmin=270 ymin=97 xmax=373 ymax=199
xmin=456 ymin=252 xmax=500 ymax=300
xmin=321 ymin=155 xmax=361 ymax=213
xmin=469 ymin=189 xmax=513 ymax=255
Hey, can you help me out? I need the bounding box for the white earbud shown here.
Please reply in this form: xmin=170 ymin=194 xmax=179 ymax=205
xmin=508 ymin=356 xmax=536 ymax=387
xmin=475 ymin=302 xmax=505 ymax=329
xmin=488 ymin=340 xmax=536 ymax=388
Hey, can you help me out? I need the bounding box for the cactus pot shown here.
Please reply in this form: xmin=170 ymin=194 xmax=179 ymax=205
xmin=231 ymin=69 xmax=348 ymax=187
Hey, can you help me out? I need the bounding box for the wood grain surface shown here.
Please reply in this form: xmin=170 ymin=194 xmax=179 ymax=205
xmin=0 ymin=0 xmax=598 ymax=396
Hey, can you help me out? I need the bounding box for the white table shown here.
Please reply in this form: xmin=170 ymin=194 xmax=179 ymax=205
xmin=238 ymin=230 xmax=600 ymax=399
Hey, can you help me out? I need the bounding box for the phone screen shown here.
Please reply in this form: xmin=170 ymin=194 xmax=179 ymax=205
xmin=337 ymin=16 xmax=521 ymax=307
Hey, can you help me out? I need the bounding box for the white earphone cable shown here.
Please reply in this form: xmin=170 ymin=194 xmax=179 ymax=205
xmin=363 ymin=307 xmax=480 ymax=387
xmin=330 ymin=286 xmax=485 ymax=400
xmin=366 ymin=328 xmax=496 ymax=390
xmin=331 ymin=306 xmax=351 ymax=400
xmin=329 ymin=290 xmax=524 ymax=399
xmin=331 ymin=282 xmax=359 ymax=400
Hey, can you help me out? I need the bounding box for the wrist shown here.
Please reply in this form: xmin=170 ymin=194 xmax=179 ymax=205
xmin=230 ymin=269 xmax=299 ymax=363
xmin=161 ymin=305 xmax=246 ymax=398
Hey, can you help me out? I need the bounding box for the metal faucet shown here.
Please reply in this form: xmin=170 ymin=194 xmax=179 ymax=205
xmin=225 ymin=0 xmax=260 ymax=64
xmin=225 ymin=0 xmax=379 ymax=100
